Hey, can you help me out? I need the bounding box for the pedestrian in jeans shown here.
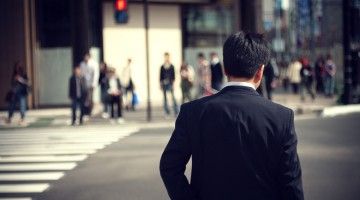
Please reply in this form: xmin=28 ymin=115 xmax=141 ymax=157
xmin=80 ymin=52 xmax=96 ymax=116
xmin=180 ymin=62 xmax=195 ymax=103
xmin=99 ymin=62 xmax=109 ymax=118
xmin=324 ymin=54 xmax=336 ymax=97
xmin=106 ymin=68 xmax=124 ymax=124
xmin=300 ymin=58 xmax=315 ymax=101
xmin=69 ymin=66 xmax=87 ymax=126
xmin=160 ymin=52 xmax=178 ymax=117
xmin=122 ymin=58 xmax=136 ymax=111
xmin=6 ymin=62 xmax=30 ymax=125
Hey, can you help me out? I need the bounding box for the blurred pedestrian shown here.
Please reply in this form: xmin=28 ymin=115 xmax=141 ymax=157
xmin=287 ymin=57 xmax=302 ymax=94
xmin=300 ymin=58 xmax=315 ymax=101
xmin=69 ymin=66 xmax=87 ymax=126
xmin=80 ymin=52 xmax=96 ymax=116
xmin=314 ymin=55 xmax=325 ymax=93
xmin=210 ymin=52 xmax=224 ymax=91
xmin=160 ymin=32 xmax=304 ymax=200
xmin=180 ymin=62 xmax=195 ymax=103
xmin=263 ymin=58 xmax=278 ymax=100
xmin=160 ymin=52 xmax=178 ymax=117
xmin=197 ymin=53 xmax=212 ymax=97
xmin=99 ymin=62 xmax=109 ymax=118
xmin=122 ymin=58 xmax=135 ymax=111
xmin=324 ymin=54 xmax=336 ymax=97
xmin=6 ymin=62 xmax=30 ymax=125
xmin=106 ymin=68 xmax=124 ymax=123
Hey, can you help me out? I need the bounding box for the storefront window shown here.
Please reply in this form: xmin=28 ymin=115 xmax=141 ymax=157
xmin=183 ymin=5 xmax=235 ymax=47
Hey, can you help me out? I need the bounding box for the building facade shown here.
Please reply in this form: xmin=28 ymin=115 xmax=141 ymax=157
xmin=0 ymin=0 xmax=262 ymax=109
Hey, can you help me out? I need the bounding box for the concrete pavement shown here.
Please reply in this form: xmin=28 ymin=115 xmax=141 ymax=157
xmin=0 ymin=93 xmax=338 ymax=129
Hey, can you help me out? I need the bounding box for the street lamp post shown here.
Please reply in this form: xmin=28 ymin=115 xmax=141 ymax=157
xmin=143 ymin=0 xmax=152 ymax=121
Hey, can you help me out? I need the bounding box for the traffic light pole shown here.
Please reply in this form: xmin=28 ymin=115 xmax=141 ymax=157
xmin=343 ymin=0 xmax=352 ymax=104
xmin=143 ymin=0 xmax=152 ymax=121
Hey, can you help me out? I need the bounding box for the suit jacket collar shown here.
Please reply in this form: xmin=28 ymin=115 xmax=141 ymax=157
xmin=219 ymin=85 xmax=260 ymax=96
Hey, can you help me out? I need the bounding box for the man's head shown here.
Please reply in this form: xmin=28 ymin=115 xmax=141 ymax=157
xmin=210 ymin=52 xmax=218 ymax=59
xmin=223 ymin=32 xmax=270 ymax=88
xmin=84 ymin=53 xmax=91 ymax=63
xmin=197 ymin=53 xmax=205 ymax=61
xmin=164 ymin=52 xmax=170 ymax=63
xmin=74 ymin=66 xmax=81 ymax=77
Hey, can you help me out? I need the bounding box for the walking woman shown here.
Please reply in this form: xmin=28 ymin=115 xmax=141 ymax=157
xmin=6 ymin=62 xmax=30 ymax=125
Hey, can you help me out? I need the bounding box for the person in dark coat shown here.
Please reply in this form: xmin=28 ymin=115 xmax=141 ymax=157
xmin=6 ymin=62 xmax=30 ymax=125
xmin=160 ymin=32 xmax=304 ymax=200
xmin=263 ymin=59 xmax=277 ymax=100
xmin=209 ymin=52 xmax=224 ymax=91
xmin=160 ymin=52 xmax=178 ymax=116
xmin=300 ymin=57 xmax=316 ymax=101
xmin=99 ymin=62 xmax=109 ymax=117
xmin=69 ymin=66 xmax=87 ymax=125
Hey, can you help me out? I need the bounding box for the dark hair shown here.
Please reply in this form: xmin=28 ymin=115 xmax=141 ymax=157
xmin=197 ymin=53 xmax=205 ymax=59
xmin=326 ymin=53 xmax=332 ymax=60
xmin=164 ymin=52 xmax=170 ymax=56
xmin=13 ymin=61 xmax=25 ymax=77
xmin=223 ymin=32 xmax=270 ymax=78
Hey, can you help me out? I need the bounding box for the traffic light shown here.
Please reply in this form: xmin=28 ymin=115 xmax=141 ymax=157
xmin=114 ymin=0 xmax=128 ymax=24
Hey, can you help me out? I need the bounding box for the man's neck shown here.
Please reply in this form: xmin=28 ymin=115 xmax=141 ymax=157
xmin=228 ymin=77 xmax=254 ymax=84
xmin=226 ymin=77 xmax=257 ymax=90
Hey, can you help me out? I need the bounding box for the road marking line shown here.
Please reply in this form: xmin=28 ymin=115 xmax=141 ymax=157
xmin=0 ymin=140 xmax=113 ymax=145
xmin=0 ymin=163 xmax=76 ymax=171
xmin=0 ymin=149 xmax=96 ymax=156
xmin=0 ymin=172 xmax=64 ymax=181
xmin=0 ymin=143 xmax=106 ymax=151
xmin=0 ymin=155 xmax=87 ymax=163
xmin=0 ymin=184 xmax=49 ymax=193
xmin=0 ymin=198 xmax=32 ymax=200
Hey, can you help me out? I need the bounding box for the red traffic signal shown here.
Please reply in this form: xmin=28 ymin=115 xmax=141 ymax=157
xmin=115 ymin=0 xmax=127 ymax=11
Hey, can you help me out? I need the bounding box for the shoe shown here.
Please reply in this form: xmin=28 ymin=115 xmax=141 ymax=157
xmin=117 ymin=118 xmax=125 ymax=124
xmin=19 ymin=119 xmax=27 ymax=126
xmin=101 ymin=113 xmax=109 ymax=119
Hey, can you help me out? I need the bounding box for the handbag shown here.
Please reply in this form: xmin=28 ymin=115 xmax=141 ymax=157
xmin=5 ymin=90 xmax=15 ymax=102
xmin=132 ymin=92 xmax=139 ymax=106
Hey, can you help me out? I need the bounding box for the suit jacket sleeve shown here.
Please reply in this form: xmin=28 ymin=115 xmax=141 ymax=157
xmin=160 ymin=104 xmax=195 ymax=200
xmin=278 ymin=110 xmax=304 ymax=200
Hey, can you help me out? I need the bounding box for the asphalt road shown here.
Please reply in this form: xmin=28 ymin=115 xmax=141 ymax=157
xmin=2 ymin=113 xmax=360 ymax=200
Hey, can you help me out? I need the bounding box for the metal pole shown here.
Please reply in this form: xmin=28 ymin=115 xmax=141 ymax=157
xmin=343 ymin=0 xmax=352 ymax=104
xmin=143 ymin=0 xmax=152 ymax=121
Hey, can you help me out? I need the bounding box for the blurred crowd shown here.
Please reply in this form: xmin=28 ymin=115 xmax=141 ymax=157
xmin=4 ymin=50 xmax=337 ymax=126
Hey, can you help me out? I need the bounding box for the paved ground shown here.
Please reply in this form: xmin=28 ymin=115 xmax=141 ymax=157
xmin=0 ymin=113 xmax=359 ymax=200
xmin=0 ymin=92 xmax=337 ymax=129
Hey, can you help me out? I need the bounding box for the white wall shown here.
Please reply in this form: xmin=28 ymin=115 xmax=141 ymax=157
xmin=103 ymin=3 xmax=182 ymax=107
xmin=37 ymin=48 xmax=72 ymax=105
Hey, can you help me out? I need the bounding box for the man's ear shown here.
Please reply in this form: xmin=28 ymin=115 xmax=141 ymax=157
xmin=255 ymin=65 xmax=265 ymax=82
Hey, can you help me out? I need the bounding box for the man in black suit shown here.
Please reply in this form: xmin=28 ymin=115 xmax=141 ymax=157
xmin=160 ymin=32 xmax=304 ymax=200
xmin=69 ymin=66 xmax=87 ymax=125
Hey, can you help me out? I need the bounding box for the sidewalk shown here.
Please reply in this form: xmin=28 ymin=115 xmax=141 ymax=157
xmin=0 ymin=93 xmax=339 ymax=129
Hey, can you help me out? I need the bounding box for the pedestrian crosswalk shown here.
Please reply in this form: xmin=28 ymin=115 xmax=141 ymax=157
xmin=0 ymin=126 xmax=138 ymax=199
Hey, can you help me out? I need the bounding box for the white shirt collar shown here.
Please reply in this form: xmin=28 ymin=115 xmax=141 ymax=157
xmin=222 ymin=81 xmax=256 ymax=90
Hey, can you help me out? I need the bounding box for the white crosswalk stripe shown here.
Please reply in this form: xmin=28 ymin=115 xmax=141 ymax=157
xmin=0 ymin=126 xmax=138 ymax=199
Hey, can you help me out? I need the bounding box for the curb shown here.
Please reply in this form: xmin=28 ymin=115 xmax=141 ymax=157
xmin=321 ymin=104 xmax=360 ymax=117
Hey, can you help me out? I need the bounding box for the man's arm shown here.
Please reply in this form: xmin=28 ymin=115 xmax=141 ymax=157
xmin=278 ymin=110 xmax=304 ymax=200
xmin=160 ymin=104 xmax=195 ymax=200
